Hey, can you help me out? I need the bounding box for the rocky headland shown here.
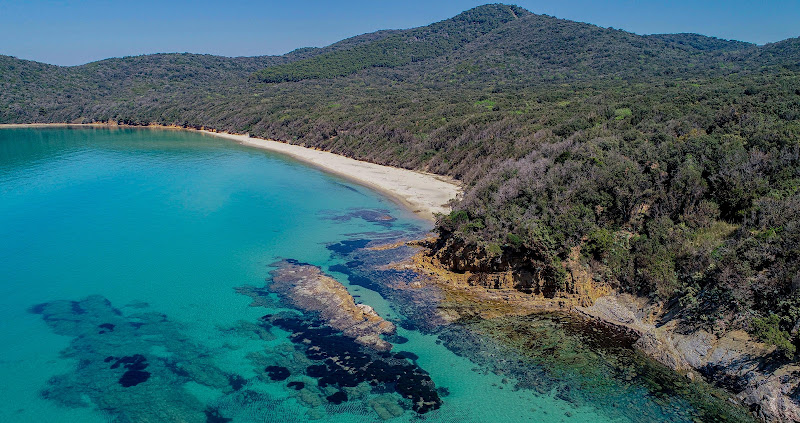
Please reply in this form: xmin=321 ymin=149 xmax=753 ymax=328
xmin=402 ymin=239 xmax=800 ymax=422
xmin=578 ymin=295 xmax=800 ymax=423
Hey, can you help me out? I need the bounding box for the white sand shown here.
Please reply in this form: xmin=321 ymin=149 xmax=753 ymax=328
xmin=0 ymin=124 xmax=462 ymax=221
xmin=201 ymin=131 xmax=462 ymax=221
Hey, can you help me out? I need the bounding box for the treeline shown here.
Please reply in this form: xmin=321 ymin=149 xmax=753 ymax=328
xmin=1 ymin=4 xmax=799 ymax=358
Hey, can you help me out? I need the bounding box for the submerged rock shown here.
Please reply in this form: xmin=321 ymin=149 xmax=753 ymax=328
xmin=30 ymin=295 xmax=235 ymax=423
xmin=266 ymin=313 xmax=442 ymax=414
xmin=263 ymin=259 xmax=396 ymax=351
xmin=265 ymin=365 xmax=291 ymax=381
xmin=320 ymin=208 xmax=397 ymax=226
xmin=326 ymin=391 xmax=348 ymax=404
xmin=108 ymin=354 xmax=151 ymax=387
xmin=287 ymin=381 xmax=305 ymax=390
xmin=368 ymin=395 xmax=405 ymax=420
xmin=235 ymin=257 xmax=442 ymax=415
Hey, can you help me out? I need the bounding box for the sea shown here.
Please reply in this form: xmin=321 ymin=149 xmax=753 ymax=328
xmin=0 ymin=127 xmax=753 ymax=422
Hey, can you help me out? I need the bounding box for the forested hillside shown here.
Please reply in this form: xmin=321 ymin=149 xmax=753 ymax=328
xmin=2 ymin=4 xmax=799 ymax=360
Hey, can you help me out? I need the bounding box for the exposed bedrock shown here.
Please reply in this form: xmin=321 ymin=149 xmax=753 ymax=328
xmin=579 ymin=295 xmax=800 ymax=423
xmin=412 ymin=237 xmax=794 ymax=422
xmin=428 ymin=236 xmax=609 ymax=305
xmin=266 ymin=259 xmax=396 ymax=351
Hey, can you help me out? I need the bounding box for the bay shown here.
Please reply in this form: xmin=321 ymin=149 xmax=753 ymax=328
xmin=0 ymin=127 xmax=727 ymax=422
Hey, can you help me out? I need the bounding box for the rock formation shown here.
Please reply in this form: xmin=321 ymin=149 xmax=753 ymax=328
xmin=578 ymin=295 xmax=800 ymax=423
xmin=268 ymin=259 xmax=396 ymax=351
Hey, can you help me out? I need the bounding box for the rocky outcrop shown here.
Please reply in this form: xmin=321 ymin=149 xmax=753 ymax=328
xmin=430 ymin=235 xmax=565 ymax=297
xmin=413 ymin=237 xmax=797 ymax=421
xmin=267 ymin=259 xmax=396 ymax=351
xmin=410 ymin=239 xmax=611 ymax=320
xmin=428 ymin=236 xmax=611 ymax=306
xmin=578 ymin=295 xmax=800 ymax=423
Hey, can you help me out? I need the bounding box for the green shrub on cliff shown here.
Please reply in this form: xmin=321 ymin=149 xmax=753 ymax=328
xmin=585 ymin=228 xmax=613 ymax=259
xmin=751 ymin=314 xmax=796 ymax=359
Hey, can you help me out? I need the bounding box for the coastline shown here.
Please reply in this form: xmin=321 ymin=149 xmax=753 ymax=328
xmin=402 ymin=239 xmax=799 ymax=422
xmin=3 ymin=122 xmax=784 ymax=421
xmin=0 ymin=123 xmax=462 ymax=222
xmin=199 ymin=130 xmax=461 ymax=222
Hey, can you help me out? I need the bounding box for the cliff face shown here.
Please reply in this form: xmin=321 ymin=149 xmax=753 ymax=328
xmin=429 ymin=235 xmax=610 ymax=306
xmin=431 ymin=234 xmax=566 ymax=297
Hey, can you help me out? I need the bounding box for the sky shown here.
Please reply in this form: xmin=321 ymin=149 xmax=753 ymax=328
xmin=0 ymin=0 xmax=798 ymax=66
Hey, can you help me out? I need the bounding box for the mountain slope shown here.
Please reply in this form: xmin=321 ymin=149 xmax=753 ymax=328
xmin=756 ymin=37 xmax=800 ymax=69
xmin=436 ymin=13 xmax=752 ymax=83
xmin=645 ymin=33 xmax=755 ymax=52
xmin=251 ymin=4 xmax=530 ymax=82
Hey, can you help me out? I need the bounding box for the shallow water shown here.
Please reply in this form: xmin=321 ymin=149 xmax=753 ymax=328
xmin=0 ymin=127 xmax=748 ymax=422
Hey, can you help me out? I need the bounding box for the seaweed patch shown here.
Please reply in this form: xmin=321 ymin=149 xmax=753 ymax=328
xmin=327 ymin=239 xmax=371 ymax=255
xmin=30 ymin=295 xmax=235 ymax=423
xmin=265 ymin=366 xmax=290 ymax=381
xmin=98 ymin=323 xmax=115 ymax=334
xmin=320 ymin=208 xmax=397 ymax=227
xmin=326 ymin=391 xmax=348 ymax=404
xmin=108 ymin=354 xmax=151 ymax=387
xmin=267 ymin=312 xmax=442 ymax=413
xmin=287 ymin=381 xmax=305 ymax=390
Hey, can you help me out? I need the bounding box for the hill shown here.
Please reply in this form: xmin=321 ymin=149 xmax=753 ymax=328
xmin=251 ymin=4 xmax=530 ymax=82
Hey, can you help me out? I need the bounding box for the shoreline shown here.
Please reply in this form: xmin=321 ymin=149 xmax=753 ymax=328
xmin=403 ymin=240 xmax=798 ymax=422
xmin=199 ymin=130 xmax=461 ymax=222
xmin=0 ymin=123 xmax=462 ymax=222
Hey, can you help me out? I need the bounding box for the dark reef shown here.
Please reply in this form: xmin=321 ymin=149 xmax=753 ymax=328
xmin=265 ymin=365 xmax=290 ymax=381
xmin=98 ymin=322 xmax=115 ymax=334
xmin=326 ymin=239 xmax=371 ymax=255
xmin=108 ymin=354 xmax=151 ymax=387
xmin=326 ymin=391 xmax=348 ymax=404
xmin=321 ymin=208 xmax=397 ymax=227
xmin=287 ymin=381 xmax=305 ymax=390
xmin=265 ymin=312 xmax=441 ymax=413
xmin=30 ymin=295 xmax=234 ymax=423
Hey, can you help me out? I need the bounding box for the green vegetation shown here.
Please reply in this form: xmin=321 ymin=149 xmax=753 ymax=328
xmin=752 ymin=314 xmax=796 ymax=358
xmin=613 ymin=108 xmax=632 ymax=120
xmin=251 ymin=5 xmax=527 ymax=82
xmin=2 ymin=4 xmax=799 ymax=360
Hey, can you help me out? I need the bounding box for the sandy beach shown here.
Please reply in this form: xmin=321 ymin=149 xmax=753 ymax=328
xmin=201 ymin=131 xmax=461 ymax=221
xmin=0 ymin=124 xmax=462 ymax=221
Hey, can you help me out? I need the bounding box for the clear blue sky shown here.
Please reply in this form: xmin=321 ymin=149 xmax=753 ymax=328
xmin=1 ymin=0 xmax=798 ymax=66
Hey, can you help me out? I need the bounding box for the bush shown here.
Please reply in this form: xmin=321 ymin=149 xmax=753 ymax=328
xmin=751 ymin=314 xmax=796 ymax=359
xmin=506 ymin=233 xmax=524 ymax=248
xmin=585 ymin=228 xmax=613 ymax=259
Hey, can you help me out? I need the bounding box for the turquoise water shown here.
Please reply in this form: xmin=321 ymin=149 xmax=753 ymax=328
xmin=0 ymin=127 xmax=718 ymax=422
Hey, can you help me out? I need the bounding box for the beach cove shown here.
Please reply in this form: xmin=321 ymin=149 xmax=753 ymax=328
xmin=0 ymin=126 xmax=754 ymax=422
